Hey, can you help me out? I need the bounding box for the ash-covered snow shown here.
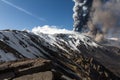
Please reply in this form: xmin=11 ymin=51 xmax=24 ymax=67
xmin=0 ymin=27 xmax=120 ymax=79
xmin=0 ymin=50 xmax=17 ymax=61
xmin=32 ymin=26 xmax=99 ymax=48
xmin=0 ymin=26 xmax=99 ymax=61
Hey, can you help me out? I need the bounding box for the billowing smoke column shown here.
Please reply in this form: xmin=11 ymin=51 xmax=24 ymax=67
xmin=73 ymin=0 xmax=120 ymax=42
xmin=73 ymin=0 xmax=93 ymax=32
xmin=88 ymin=0 xmax=120 ymax=42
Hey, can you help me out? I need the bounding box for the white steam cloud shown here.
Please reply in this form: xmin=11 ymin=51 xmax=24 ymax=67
xmin=32 ymin=25 xmax=73 ymax=35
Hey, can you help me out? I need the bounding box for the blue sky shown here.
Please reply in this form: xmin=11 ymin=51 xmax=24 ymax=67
xmin=0 ymin=0 xmax=74 ymax=30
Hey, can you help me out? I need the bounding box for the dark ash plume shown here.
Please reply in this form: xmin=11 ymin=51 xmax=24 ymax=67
xmin=73 ymin=0 xmax=120 ymax=43
xmin=73 ymin=0 xmax=93 ymax=32
xmin=88 ymin=0 xmax=120 ymax=42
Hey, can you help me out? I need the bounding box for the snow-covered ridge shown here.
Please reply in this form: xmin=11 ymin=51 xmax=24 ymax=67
xmin=0 ymin=27 xmax=120 ymax=79
xmin=0 ymin=27 xmax=99 ymax=61
xmin=32 ymin=26 xmax=99 ymax=48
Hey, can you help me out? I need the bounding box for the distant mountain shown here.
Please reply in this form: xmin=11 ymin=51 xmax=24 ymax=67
xmin=0 ymin=29 xmax=120 ymax=80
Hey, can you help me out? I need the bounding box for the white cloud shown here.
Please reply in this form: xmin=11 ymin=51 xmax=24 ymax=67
xmin=1 ymin=0 xmax=45 ymax=21
xmin=32 ymin=25 xmax=73 ymax=34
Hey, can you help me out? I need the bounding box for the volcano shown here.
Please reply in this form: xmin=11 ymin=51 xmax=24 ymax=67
xmin=0 ymin=28 xmax=119 ymax=80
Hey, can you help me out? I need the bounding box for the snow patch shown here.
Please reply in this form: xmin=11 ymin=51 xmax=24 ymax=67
xmin=32 ymin=25 xmax=99 ymax=49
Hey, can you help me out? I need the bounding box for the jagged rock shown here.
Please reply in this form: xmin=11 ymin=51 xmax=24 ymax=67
xmin=0 ymin=59 xmax=54 ymax=80
xmin=0 ymin=58 xmax=76 ymax=80
xmin=0 ymin=30 xmax=120 ymax=80
xmin=0 ymin=57 xmax=119 ymax=80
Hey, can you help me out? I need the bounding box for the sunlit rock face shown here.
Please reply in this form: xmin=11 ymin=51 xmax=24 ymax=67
xmin=0 ymin=27 xmax=119 ymax=79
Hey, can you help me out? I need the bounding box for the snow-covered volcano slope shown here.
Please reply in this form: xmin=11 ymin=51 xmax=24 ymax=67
xmin=0 ymin=28 xmax=98 ymax=61
xmin=0 ymin=27 xmax=120 ymax=79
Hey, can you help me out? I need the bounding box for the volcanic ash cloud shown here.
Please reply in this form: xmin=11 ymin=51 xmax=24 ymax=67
xmin=73 ymin=0 xmax=93 ymax=32
xmin=88 ymin=0 xmax=120 ymax=42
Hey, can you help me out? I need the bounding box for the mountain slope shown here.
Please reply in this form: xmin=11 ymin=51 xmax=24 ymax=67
xmin=0 ymin=29 xmax=98 ymax=61
xmin=0 ymin=29 xmax=120 ymax=80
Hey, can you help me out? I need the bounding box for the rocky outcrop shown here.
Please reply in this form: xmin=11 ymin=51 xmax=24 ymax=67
xmin=0 ymin=58 xmax=63 ymax=80
xmin=0 ymin=30 xmax=120 ymax=80
xmin=0 ymin=57 xmax=119 ymax=80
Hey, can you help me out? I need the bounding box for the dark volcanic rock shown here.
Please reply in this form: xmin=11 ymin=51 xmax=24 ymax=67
xmin=0 ymin=30 xmax=120 ymax=80
xmin=0 ymin=58 xmax=119 ymax=80
xmin=0 ymin=58 xmax=77 ymax=80
xmin=0 ymin=59 xmax=57 ymax=80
